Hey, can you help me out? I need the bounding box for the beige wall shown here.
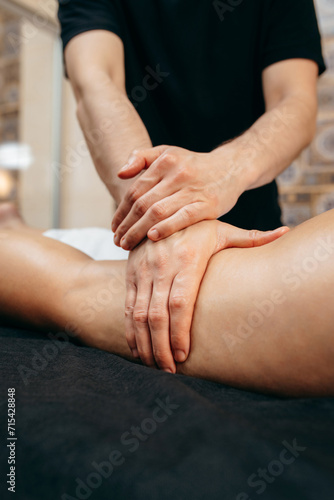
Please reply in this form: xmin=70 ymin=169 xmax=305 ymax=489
xmin=19 ymin=19 xmax=54 ymax=228
xmin=12 ymin=0 xmax=114 ymax=229
xmin=7 ymin=0 xmax=57 ymax=22
xmin=59 ymin=81 xmax=114 ymax=229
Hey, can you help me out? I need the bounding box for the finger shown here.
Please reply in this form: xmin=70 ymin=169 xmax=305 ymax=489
xmin=118 ymin=190 xmax=188 ymax=250
xmin=169 ymin=269 xmax=202 ymax=364
xmin=148 ymin=278 xmax=176 ymax=373
xmin=112 ymin=168 xmax=163 ymax=235
xmin=133 ymin=280 xmax=156 ymax=368
xmin=115 ymin=183 xmax=179 ymax=249
xmin=113 ymin=149 xmax=179 ymax=234
xmin=118 ymin=146 xmax=169 ymax=179
xmin=124 ymin=279 xmax=139 ymax=358
xmin=147 ymin=202 xmax=207 ymax=242
xmin=219 ymin=225 xmax=290 ymax=251
xmin=252 ymin=226 xmax=290 ymax=246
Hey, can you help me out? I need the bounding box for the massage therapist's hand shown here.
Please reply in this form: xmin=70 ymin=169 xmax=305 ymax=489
xmin=112 ymin=145 xmax=247 ymax=250
xmin=124 ymin=221 xmax=289 ymax=373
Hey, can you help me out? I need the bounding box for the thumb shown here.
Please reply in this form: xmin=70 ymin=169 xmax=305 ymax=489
xmin=118 ymin=145 xmax=169 ymax=179
xmin=216 ymin=224 xmax=290 ymax=252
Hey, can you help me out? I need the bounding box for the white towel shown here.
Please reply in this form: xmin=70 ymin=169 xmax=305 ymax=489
xmin=43 ymin=228 xmax=129 ymax=261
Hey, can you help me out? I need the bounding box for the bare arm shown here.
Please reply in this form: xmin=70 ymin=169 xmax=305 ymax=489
xmin=65 ymin=30 xmax=152 ymax=205
xmin=218 ymin=58 xmax=319 ymax=190
xmin=111 ymin=59 xmax=319 ymax=248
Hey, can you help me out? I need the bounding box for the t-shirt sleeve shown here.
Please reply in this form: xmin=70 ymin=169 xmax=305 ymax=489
xmin=261 ymin=0 xmax=326 ymax=75
xmin=58 ymin=0 xmax=123 ymax=52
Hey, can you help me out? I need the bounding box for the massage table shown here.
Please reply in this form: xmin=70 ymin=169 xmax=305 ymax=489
xmin=1 ymin=325 xmax=333 ymax=500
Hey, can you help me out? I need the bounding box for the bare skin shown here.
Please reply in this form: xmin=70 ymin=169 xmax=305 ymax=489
xmin=0 ymin=206 xmax=334 ymax=397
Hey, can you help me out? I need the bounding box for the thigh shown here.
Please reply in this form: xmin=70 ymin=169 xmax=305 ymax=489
xmin=180 ymin=209 xmax=334 ymax=396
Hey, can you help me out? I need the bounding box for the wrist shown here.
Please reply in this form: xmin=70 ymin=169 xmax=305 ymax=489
xmin=209 ymin=144 xmax=251 ymax=199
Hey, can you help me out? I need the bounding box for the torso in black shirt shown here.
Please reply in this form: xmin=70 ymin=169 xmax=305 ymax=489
xmin=58 ymin=0 xmax=325 ymax=230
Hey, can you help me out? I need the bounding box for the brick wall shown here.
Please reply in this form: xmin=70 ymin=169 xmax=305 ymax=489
xmin=278 ymin=0 xmax=334 ymax=226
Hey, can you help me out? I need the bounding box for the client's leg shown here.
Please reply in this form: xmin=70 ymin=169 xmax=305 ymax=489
xmin=1 ymin=210 xmax=334 ymax=396
xmin=184 ymin=208 xmax=334 ymax=397
xmin=0 ymin=202 xmax=26 ymax=229
xmin=67 ymin=209 xmax=334 ymax=397
xmin=0 ymin=202 xmax=43 ymax=234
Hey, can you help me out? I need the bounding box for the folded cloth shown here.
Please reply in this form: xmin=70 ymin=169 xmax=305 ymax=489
xmin=44 ymin=227 xmax=129 ymax=261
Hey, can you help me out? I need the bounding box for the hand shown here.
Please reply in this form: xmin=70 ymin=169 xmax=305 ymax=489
xmin=124 ymin=220 xmax=289 ymax=373
xmin=112 ymin=145 xmax=245 ymax=250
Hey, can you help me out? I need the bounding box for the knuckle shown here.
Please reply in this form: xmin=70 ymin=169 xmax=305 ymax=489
xmin=186 ymin=247 xmax=197 ymax=260
xmin=117 ymin=223 xmax=127 ymax=236
xmin=127 ymin=187 xmax=140 ymax=204
xmin=248 ymin=230 xmax=260 ymax=245
xmin=170 ymin=294 xmax=189 ymax=310
xmin=148 ymin=308 xmax=167 ymax=325
xmin=177 ymin=245 xmax=196 ymax=261
xmin=161 ymin=152 xmax=177 ymax=166
xmin=151 ymin=202 xmax=167 ymax=219
xmin=124 ymin=305 xmax=134 ymax=319
xmin=154 ymin=272 xmax=168 ymax=283
xmin=181 ymin=205 xmax=196 ymax=221
xmin=154 ymin=254 xmax=169 ymax=270
xmin=125 ymin=277 xmax=136 ymax=288
xmin=133 ymin=198 xmax=148 ymax=217
xmin=133 ymin=309 xmax=149 ymax=324
xmin=176 ymin=164 xmax=191 ymax=181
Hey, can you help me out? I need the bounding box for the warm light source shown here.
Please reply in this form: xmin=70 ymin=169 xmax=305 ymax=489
xmin=0 ymin=142 xmax=33 ymax=202
xmin=0 ymin=170 xmax=15 ymax=199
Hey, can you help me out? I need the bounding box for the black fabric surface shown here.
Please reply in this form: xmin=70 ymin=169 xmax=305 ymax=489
xmin=1 ymin=326 xmax=334 ymax=500
xmin=58 ymin=0 xmax=325 ymax=232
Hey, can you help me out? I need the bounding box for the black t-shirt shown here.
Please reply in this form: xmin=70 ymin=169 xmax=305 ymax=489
xmin=58 ymin=0 xmax=326 ymax=230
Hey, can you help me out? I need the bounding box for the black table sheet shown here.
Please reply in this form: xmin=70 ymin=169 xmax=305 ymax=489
xmin=1 ymin=326 xmax=333 ymax=500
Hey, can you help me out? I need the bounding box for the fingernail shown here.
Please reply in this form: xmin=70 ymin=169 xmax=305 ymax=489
xmin=174 ymin=350 xmax=186 ymax=363
xmin=114 ymin=233 xmax=120 ymax=246
xmin=119 ymin=163 xmax=129 ymax=173
xmin=164 ymin=368 xmax=173 ymax=374
xmin=121 ymin=238 xmax=129 ymax=250
xmin=131 ymin=348 xmax=139 ymax=358
xmin=149 ymin=229 xmax=159 ymax=240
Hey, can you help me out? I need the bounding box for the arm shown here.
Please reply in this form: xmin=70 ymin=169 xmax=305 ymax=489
xmin=215 ymin=58 xmax=319 ymax=190
xmin=65 ymin=30 xmax=152 ymax=205
xmin=111 ymin=59 xmax=318 ymax=249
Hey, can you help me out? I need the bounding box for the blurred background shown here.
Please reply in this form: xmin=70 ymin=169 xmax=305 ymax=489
xmin=0 ymin=0 xmax=333 ymax=230
xmin=0 ymin=0 xmax=114 ymax=230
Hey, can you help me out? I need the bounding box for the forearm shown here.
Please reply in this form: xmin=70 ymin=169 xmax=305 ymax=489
xmin=75 ymin=76 xmax=152 ymax=204
xmin=213 ymin=93 xmax=317 ymax=192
